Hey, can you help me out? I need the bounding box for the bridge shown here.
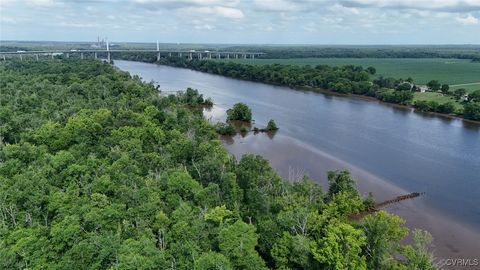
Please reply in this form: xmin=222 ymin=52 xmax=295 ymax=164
xmin=0 ymin=41 xmax=265 ymax=61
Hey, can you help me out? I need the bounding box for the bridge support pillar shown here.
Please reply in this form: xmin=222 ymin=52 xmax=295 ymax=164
xmin=179 ymin=52 xmax=182 ymax=57
xmin=2 ymin=55 xmax=5 ymax=61
xmin=168 ymin=52 xmax=172 ymax=57
xmin=107 ymin=52 xmax=111 ymax=62
xmin=20 ymin=54 xmax=22 ymax=61
xmin=227 ymin=54 xmax=229 ymax=59
xmin=94 ymin=52 xmax=97 ymax=59
xmin=36 ymin=54 xmax=39 ymax=61
xmin=189 ymin=53 xmax=192 ymax=60
xmin=81 ymin=53 xmax=84 ymax=59
xmin=217 ymin=54 xmax=220 ymax=59
xmin=51 ymin=53 xmax=54 ymax=59
xmin=157 ymin=52 xmax=161 ymax=61
xmin=235 ymin=54 xmax=238 ymax=59
xmin=209 ymin=53 xmax=212 ymax=59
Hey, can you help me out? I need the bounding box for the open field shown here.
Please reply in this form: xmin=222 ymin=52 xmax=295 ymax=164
xmin=450 ymin=82 xmax=480 ymax=93
xmin=217 ymin=58 xmax=480 ymax=85
xmin=412 ymin=92 xmax=464 ymax=112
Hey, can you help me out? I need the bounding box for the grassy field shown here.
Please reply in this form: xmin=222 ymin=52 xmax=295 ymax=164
xmin=412 ymin=92 xmax=464 ymax=112
xmin=450 ymin=83 xmax=480 ymax=94
xmin=217 ymin=58 xmax=480 ymax=85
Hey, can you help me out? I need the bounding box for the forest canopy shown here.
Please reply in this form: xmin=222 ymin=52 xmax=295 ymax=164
xmin=0 ymin=59 xmax=436 ymax=269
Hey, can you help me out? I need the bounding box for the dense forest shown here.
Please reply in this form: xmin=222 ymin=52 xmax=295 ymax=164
xmin=0 ymin=59 xmax=437 ymax=269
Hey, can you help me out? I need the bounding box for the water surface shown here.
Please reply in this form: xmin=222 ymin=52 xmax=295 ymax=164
xmin=114 ymin=60 xmax=480 ymax=232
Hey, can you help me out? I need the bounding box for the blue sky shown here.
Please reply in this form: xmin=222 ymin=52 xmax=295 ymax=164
xmin=1 ymin=0 xmax=479 ymax=44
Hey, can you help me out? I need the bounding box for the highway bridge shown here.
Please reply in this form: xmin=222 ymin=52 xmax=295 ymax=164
xmin=0 ymin=41 xmax=265 ymax=62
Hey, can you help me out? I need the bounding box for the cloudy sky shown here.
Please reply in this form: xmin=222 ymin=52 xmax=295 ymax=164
xmin=1 ymin=0 xmax=479 ymax=44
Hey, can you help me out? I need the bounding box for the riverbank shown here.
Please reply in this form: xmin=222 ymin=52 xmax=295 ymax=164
xmin=154 ymin=60 xmax=479 ymax=123
xmin=297 ymin=85 xmax=480 ymax=125
xmin=114 ymin=60 xmax=480 ymax=268
xmin=219 ymin=130 xmax=480 ymax=269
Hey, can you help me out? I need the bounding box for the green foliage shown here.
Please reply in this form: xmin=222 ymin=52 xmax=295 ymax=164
xmin=453 ymin=88 xmax=467 ymax=100
xmin=414 ymin=100 xmax=456 ymax=114
xmin=310 ymin=220 xmax=367 ymax=270
xmin=361 ymin=211 xmax=408 ymax=270
xmin=215 ymin=123 xmax=236 ymax=135
xmin=0 ymin=59 xmax=436 ymax=269
xmin=468 ymin=90 xmax=480 ymax=102
xmin=219 ymin=220 xmax=267 ymax=270
xmin=427 ymin=80 xmax=441 ymax=91
xmin=194 ymin=252 xmax=233 ymax=270
xmin=463 ymin=102 xmax=480 ymax=120
xmin=440 ymin=84 xmax=450 ymax=94
xmin=226 ymin=103 xmax=252 ymax=122
xmin=402 ymin=230 xmax=437 ymax=270
xmin=266 ymin=119 xmax=278 ymax=131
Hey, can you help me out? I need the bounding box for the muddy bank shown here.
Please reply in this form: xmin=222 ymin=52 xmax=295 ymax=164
xmin=220 ymin=132 xmax=480 ymax=268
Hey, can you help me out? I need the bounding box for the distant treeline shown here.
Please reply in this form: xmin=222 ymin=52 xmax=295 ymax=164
xmin=156 ymin=57 xmax=480 ymax=121
xmin=3 ymin=44 xmax=480 ymax=60
xmin=223 ymin=45 xmax=480 ymax=60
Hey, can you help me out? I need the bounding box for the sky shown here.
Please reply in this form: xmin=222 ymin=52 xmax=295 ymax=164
xmin=1 ymin=0 xmax=480 ymax=44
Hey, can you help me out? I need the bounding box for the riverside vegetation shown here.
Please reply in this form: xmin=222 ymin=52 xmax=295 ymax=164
xmin=0 ymin=59 xmax=437 ymax=269
xmin=157 ymin=57 xmax=480 ymax=121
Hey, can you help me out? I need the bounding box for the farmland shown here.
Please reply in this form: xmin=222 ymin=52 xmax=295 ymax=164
xmin=217 ymin=58 xmax=480 ymax=86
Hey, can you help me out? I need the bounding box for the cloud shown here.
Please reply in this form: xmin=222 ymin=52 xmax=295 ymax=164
xmin=213 ymin=6 xmax=244 ymax=19
xmin=339 ymin=0 xmax=480 ymax=13
xmin=456 ymin=13 xmax=479 ymax=24
xmin=253 ymin=0 xmax=304 ymax=12
xmin=134 ymin=0 xmax=239 ymax=9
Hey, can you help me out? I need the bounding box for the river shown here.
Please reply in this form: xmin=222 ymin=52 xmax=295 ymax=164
xmin=114 ymin=60 xmax=480 ymax=263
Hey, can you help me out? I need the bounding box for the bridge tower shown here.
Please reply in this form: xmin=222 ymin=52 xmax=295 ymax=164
xmin=156 ymin=40 xmax=160 ymax=61
xmin=107 ymin=39 xmax=111 ymax=62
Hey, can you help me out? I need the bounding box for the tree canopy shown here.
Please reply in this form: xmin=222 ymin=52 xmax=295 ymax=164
xmin=0 ymin=59 xmax=437 ymax=269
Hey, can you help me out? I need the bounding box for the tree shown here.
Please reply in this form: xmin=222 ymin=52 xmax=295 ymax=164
xmin=327 ymin=170 xmax=357 ymax=198
xmin=402 ymin=230 xmax=437 ymax=270
xmin=436 ymin=102 xmax=455 ymax=114
xmin=440 ymin=84 xmax=449 ymax=94
xmin=219 ymin=220 xmax=267 ymax=270
xmin=453 ymin=88 xmax=466 ymax=100
xmin=426 ymin=80 xmax=440 ymax=91
xmin=464 ymin=102 xmax=480 ymax=120
xmin=468 ymin=90 xmax=480 ymax=102
xmin=266 ymin=119 xmax=278 ymax=131
xmin=361 ymin=211 xmax=408 ymax=270
xmin=396 ymin=82 xmax=412 ymax=91
xmin=310 ymin=220 xmax=366 ymax=270
xmin=226 ymin=103 xmax=252 ymax=122
xmin=271 ymin=232 xmax=314 ymax=270
xmin=194 ymin=252 xmax=233 ymax=270
xmin=366 ymin=66 xmax=376 ymax=75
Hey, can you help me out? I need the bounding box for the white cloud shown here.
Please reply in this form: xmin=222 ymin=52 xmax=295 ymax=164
xmin=340 ymin=0 xmax=480 ymax=12
xmin=253 ymin=0 xmax=303 ymax=12
xmin=213 ymin=6 xmax=244 ymax=19
xmin=179 ymin=6 xmax=244 ymax=19
xmin=456 ymin=13 xmax=479 ymax=24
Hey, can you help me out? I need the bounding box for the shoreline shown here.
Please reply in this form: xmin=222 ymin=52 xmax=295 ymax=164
xmin=153 ymin=61 xmax=480 ymax=125
xmin=219 ymin=132 xmax=480 ymax=268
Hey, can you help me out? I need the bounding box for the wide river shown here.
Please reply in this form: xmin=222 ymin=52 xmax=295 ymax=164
xmin=115 ymin=60 xmax=480 ymax=260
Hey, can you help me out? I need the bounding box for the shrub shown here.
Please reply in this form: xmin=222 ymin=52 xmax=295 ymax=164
xmin=266 ymin=119 xmax=278 ymax=131
xmin=226 ymin=103 xmax=252 ymax=122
